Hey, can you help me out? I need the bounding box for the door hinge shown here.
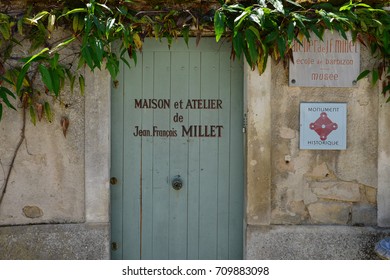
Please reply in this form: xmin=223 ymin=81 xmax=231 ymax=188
xmin=243 ymin=113 xmax=247 ymax=133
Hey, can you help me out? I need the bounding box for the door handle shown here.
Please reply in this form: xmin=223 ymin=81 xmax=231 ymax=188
xmin=172 ymin=175 xmax=183 ymax=190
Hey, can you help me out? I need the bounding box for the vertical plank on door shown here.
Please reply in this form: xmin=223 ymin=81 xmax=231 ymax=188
xmin=169 ymin=51 xmax=189 ymax=259
xmin=186 ymin=52 xmax=201 ymax=259
xmin=198 ymin=51 xmax=220 ymax=259
xmin=140 ymin=51 xmax=156 ymax=259
xmin=122 ymin=55 xmax=143 ymax=259
xmin=111 ymin=59 xmax=124 ymax=260
xmin=217 ymin=50 xmax=231 ymax=259
xmin=152 ymin=51 xmax=171 ymax=259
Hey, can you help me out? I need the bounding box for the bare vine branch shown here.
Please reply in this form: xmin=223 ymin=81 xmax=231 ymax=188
xmin=0 ymin=106 xmax=26 ymax=207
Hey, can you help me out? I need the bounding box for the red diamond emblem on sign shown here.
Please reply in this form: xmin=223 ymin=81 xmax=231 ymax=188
xmin=309 ymin=112 xmax=338 ymax=141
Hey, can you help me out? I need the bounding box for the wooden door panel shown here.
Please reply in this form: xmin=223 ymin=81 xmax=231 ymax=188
xmin=111 ymin=38 xmax=243 ymax=260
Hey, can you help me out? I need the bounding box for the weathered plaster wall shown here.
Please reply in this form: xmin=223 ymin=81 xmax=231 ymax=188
xmin=0 ymin=65 xmax=111 ymax=258
xmin=0 ymin=2 xmax=111 ymax=258
xmin=270 ymin=46 xmax=378 ymax=226
xmin=0 ymin=67 xmax=85 ymax=225
xmin=245 ymin=43 xmax=390 ymax=259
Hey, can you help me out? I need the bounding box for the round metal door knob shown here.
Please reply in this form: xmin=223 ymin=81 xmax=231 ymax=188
xmin=172 ymin=176 xmax=183 ymax=190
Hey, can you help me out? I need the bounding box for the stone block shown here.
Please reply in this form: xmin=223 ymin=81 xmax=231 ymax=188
xmin=310 ymin=181 xmax=361 ymax=202
xmin=308 ymin=201 xmax=351 ymax=224
xmin=352 ymin=204 xmax=377 ymax=226
xmin=307 ymin=162 xmax=335 ymax=179
xmin=303 ymin=187 xmax=318 ymax=205
xmin=365 ymin=186 xmax=377 ymax=204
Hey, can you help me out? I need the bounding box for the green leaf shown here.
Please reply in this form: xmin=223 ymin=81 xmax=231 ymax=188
xmin=372 ymin=69 xmax=379 ymax=86
xmin=30 ymin=105 xmax=37 ymax=126
xmin=339 ymin=0 xmax=353 ymax=12
xmin=70 ymin=75 xmax=76 ymax=94
xmin=106 ymin=17 xmax=116 ymax=39
xmin=79 ymin=75 xmax=85 ymax=96
xmin=182 ymin=26 xmax=190 ymax=46
xmin=287 ymin=21 xmax=295 ymax=45
xmin=317 ymin=10 xmax=332 ymax=30
xmin=277 ymin=36 xmax=286 ymax=59
xmin=268 ymin=0 xmax=284 ymax=14
xmin=17 ymin=18 xmax=24 ymax=36
xmin=44 ymin=102 xmax=53 ymax=122
xmin=310 ymin=25 xmax=324 ymax=41
xmin=50 ymin=36 xmax=76 ymax=54
xmin=16 ymin=64 xmax=30 ymax=94
xmin=82 ymin=46 xmax=94 ymax=69
xmin=73 ymin=15 xmax=80 ymax=33
xmin=50 ymin=53 xmax=60 ymax=69
xmin=253 ymin=8 xmax=265 ymax=27
xmin=51 ymin=70 xmax=60 ymax=96
xmin=32 ymin=11 xmax=49 ymax=22
xmin=214 ymin=10 xmax=225 ymax=42
xmin=106 ymin=54 xmax=120 ymax=79
xmin=0 ymin=75 xmax=13 ymax=87
xmin=356 ymin=70 xmax=370 ymax=81
xmin=23 ymin=48 xmax=49 ymax=67
xmin=233 ymin=32 xmax=244 ymax=59
xmin=0 ymin=23 xmax=10 ymax=40
xmin=93 ymin=16 xmax=105 ymax=35
xmin=39 ymin=64 xmax=53 ymax=92
xmin=120 ymin=48 xmax=132 ymax=68
xmin=248 ymin=26 xmax=260 ymax=40
xmin=0 ymin=103 xmax=2 ymax=121
xmin=92 ymin=37 xmax=104 ymax=62
xmin=0 ymin=85 xmax=16 ymax=99
xmin=0 ymin=89 xmax=16 ymax=110
xmin=293 ymin=13 xmax=310 ymax=39
xmin=234 ymin=9 xmax=249 ymax=32
xmin=265 ymin=30 xmax=278 ymax=43
xmin=96 ymin=3 xmax=113 ymax=14
xmin=245 ymin=28 xmax=258 ymax=65
xmin=59 ymin=8 xmax=88 ymax=19
xmin=249 ymin=14 xmax=261 ymax=28
xmin=356 ymin=3 xmax=372 ymax=9
xmin=257 ymin=43 xmax=268 ymax=75
xmin=332 ymin=22 xmax=347 ymax=40
xmin=47 ymin=14 xmax=56 ymax=33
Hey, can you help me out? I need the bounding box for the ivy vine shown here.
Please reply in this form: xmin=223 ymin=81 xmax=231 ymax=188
xmin=0 ymin=0 xmax=388 ymax=123
xmin=215 ymin=0 xmax=390 ymax=89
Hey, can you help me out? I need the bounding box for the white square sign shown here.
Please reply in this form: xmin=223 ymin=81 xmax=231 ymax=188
xmin=300 ymin=103 xmax=347 ymax=150
xmin=289 ymin=30 xmax=360 ymax=87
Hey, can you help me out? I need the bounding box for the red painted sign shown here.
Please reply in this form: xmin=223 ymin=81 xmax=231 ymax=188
xmin=309 ymin=112 xmax=338 ymax=141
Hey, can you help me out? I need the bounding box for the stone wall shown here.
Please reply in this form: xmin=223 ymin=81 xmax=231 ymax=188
xmin=246 ymin=225 xmax=390 ymax=260
xmin=245 ymin=35 xmax=390 ymax=259
xmin=269 ymin=46 xmax=378 ymax=226
xmin=0 ymin=1 xmax=111 ymax=259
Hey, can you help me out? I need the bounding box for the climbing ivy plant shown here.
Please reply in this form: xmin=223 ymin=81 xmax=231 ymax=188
xmin=0 ymin=0 xmax=389 ymax=205
xmin=215 ymin=0 xmax=390 ymax=88
xmin=0 ymin=0 xmax=389 ymax=124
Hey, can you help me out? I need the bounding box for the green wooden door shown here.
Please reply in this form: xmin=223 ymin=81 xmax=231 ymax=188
xmin=111 ymin=38 xmax=243 ymax=260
